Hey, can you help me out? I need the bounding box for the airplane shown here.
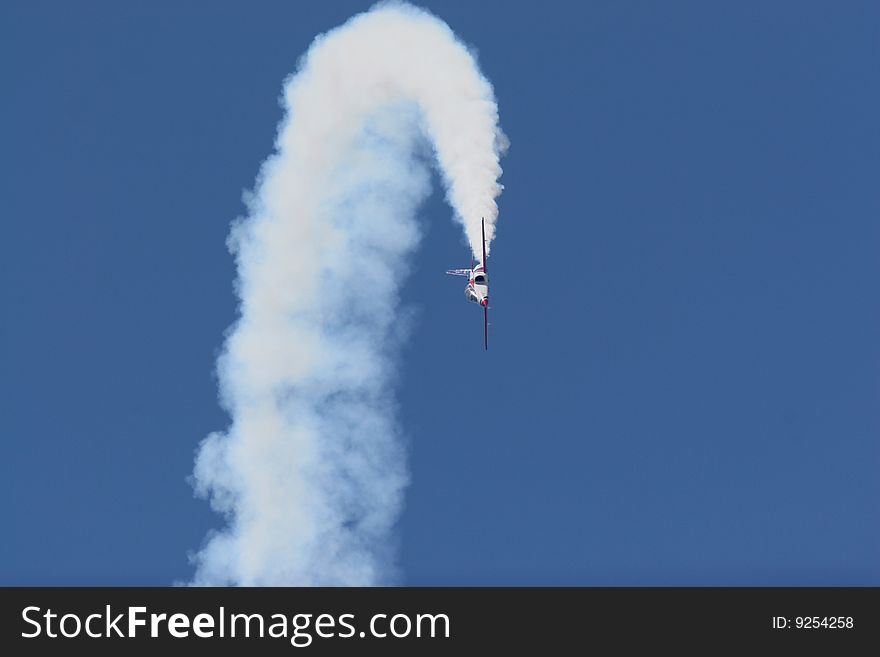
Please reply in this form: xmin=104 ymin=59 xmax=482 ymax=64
xmin=446 ymin=218 xmax=490 ymax=350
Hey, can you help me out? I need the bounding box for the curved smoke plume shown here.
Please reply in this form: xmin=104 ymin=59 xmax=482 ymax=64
xmin=190 ymin=2 xmax=505 ymax=585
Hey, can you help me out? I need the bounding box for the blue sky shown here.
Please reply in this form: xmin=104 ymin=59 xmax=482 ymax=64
xmin=2 ymin=0 xmax=877 ymax=585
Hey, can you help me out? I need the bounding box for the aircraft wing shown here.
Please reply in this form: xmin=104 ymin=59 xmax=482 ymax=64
xmin=445 ymin=269 xmax=472 ymax=277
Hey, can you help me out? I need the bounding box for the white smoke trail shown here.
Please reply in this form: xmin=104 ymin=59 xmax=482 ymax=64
xmin=190 ymin=2 xmax=505 ymax=585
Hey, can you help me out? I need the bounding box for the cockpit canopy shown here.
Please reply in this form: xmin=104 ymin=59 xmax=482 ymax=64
xmin=473 ymin=274 xmax=487 ymax=285
xmin=465 ymin=286 xmax=480 ymax=303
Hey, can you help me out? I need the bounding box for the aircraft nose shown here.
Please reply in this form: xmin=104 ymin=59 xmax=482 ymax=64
xmin=481 ymin=298 xmax=488 ymax=307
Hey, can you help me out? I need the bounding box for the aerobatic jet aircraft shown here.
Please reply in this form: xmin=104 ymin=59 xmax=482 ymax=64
xmin=446 ymin=218 xmax=490 ymax=350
